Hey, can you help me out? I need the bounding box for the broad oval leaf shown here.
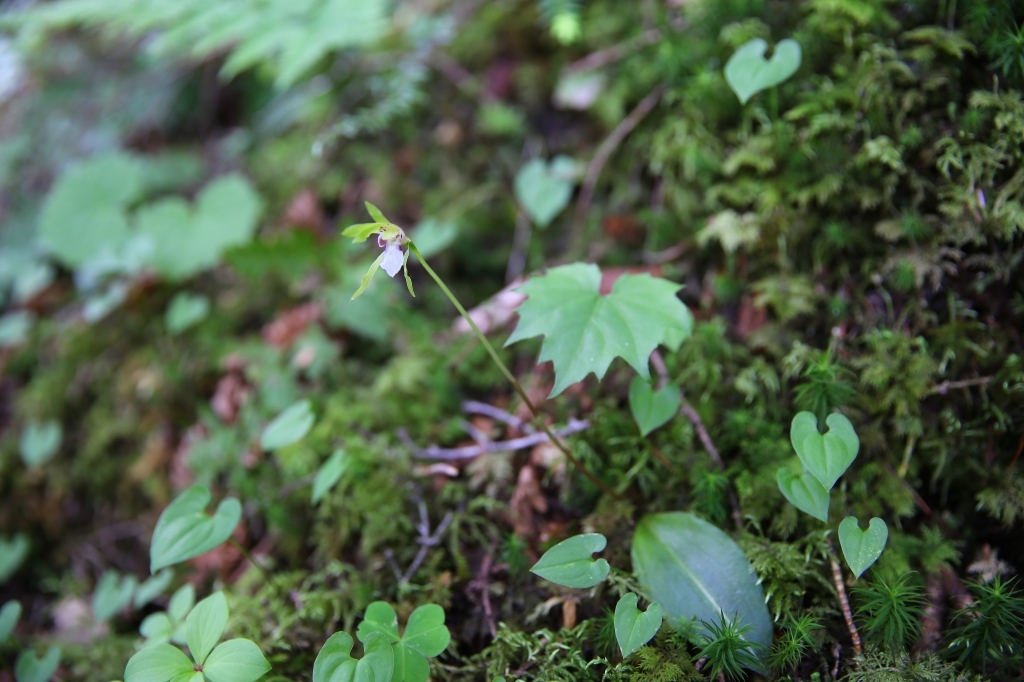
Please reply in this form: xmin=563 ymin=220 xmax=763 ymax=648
xmin=261 ymin=400 xmax=315 ymax=451
xmin=628 ymin=377 xmax=681 ymax=437
xmin=614 ymin=593 xmax=663 ymax=659
xmin=507 ymin=264 xmax=693 ymax=396
xmin=838 ymin=516 xmax=888 ymax=579
xmin=0 ymin=600 xmax=21 ymax=641
xmin=19 ymin=420 xmax=62 ymax=467
xmin=125 ymin=643 xmax=194 ymax=682
xmin=92 ymin=570 xmax=138 ymax=621
xmin=150 ymin=485 xmax=242 ymax=572
xmin=139 ymin=613 xmax=174 ymax=645
xmin=530 ymin=533 xmax=610 ymax=588
xmin=631 ymin=513 xmax=772 ymax=656
xmin=312 ymin=449 xmax=349 ymax=504
xmin=0 ymin=533 xmax=30 ymax=583
xmin=203 ymin=639 xmax=271 ymax=682
xmin=776 ymin=467 xmax=830 ymax=522
xmin=790 ymin=412 xmax=859 ymax=491
xmin=724 ymin=38 xmax=802 ymax=104
xmin=15 ymin=647 xmax=61 ymax=682
xmin=186 ymin=591 xmax=229 ymax=667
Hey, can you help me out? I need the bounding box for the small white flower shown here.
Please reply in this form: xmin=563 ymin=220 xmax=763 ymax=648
xmin=380 ymin=238 xmax=405 ymax=277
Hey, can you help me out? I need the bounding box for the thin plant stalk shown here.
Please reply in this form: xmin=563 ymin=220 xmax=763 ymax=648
xmin=229 ymin=538 xmax=274 ymax=585
xmin=827 ymin=538 xmax=863 ymax=656
xmin=411 ymin=244 xmax=620 ymax=499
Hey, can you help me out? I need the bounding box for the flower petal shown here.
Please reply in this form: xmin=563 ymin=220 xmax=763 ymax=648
xmin=381 ymin=242 xmax=404 ymax=277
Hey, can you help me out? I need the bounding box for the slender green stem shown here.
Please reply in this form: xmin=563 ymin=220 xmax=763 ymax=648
xmin=228 ymin=538 xmax=274 ymax=585
xmin=411 ymin=244 xmax=620 ymax=499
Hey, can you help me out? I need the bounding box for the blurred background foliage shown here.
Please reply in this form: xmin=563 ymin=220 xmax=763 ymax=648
xmin=0 ymin=0 xmax=1023 ymax=680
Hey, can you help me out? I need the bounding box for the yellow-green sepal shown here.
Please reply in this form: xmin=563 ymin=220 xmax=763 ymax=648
xmin=352 ymin=252 xmax=385 ymax=300
xmin=341 ymin=222 xmax=381 ymax=242
xmin=365 ymin=201 xmax=389 ymax=224
xmin=402 ymin=246 xmax=415 ymax=297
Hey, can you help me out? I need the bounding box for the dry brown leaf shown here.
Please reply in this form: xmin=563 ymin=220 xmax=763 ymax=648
xmin=262 ymin=303 xmax=323 ymax=348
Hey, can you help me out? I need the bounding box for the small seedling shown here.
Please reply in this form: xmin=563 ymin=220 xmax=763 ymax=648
xmin=125 ymin=592 xmax=269 ymax=682
xmin=139 ymin=584 xmax=195 ymax=646
xmin=149 ymin=485 xmax=241 ymax=572
xmin=355 ymin=602 xmax=451 ymax=682
xmin=530 ymin=533 xmax=610 ymax=589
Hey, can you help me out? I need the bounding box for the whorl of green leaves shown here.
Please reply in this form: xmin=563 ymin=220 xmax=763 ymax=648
xmin=853 ymin=573 xmax=926 ymax=652
xmin=692 ymin=612 xmax=764 ymax=681
xmin=946 ymin=576 xmax=1024 ymax=674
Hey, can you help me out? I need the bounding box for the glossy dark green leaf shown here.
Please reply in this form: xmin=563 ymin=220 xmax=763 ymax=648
xmin=631 ymin=513 xmax=772 ymax=656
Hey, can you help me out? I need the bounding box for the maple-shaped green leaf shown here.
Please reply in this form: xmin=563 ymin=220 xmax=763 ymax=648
xmin=506 ymin=264 xmax=693 ymax=396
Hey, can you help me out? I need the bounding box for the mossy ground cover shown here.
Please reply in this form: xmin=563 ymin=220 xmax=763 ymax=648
xmin=1 ymin=1 xmax=1023 ymax=680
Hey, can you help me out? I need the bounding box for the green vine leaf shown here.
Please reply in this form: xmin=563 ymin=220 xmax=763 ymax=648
xmin=514 ymin=157 xmax=578 ymax=228
xmin=0 ymin=534 xmax=30 ymax=583
xmin=312 ymin=449 xmax=349 ymax=505
xmin=149 ymin=486 xmax=241 ymax=572
xmin=628 ymin=377 xmax=681 ymax=436
xmin=838 ymin=516 xmax=888 ymax=579
xmin=529 ymin=533 xmax=610 ymax=588
xmin=776 ymin=468 xmax=830 ymax=522
xmin=313 ymin=631 xmax=394 ymax=682
xmin=92 ymin=570 xmax=138 ymax=622
xmin=790 ymin=412 xmax=859 ymax=491
xmin=614 ymin=593 xmax=663 ymax=659
xmin=506 ymin=264 xmax=693 ymax=396
xmin=724 ymin=38 xmax=802 ymax=104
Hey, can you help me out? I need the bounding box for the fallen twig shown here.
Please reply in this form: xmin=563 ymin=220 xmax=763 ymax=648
xmin=827 ymin=539 xmax=862 ymax=656
xmin=927 ymin=376 xmax=992 ymax=395
xmin=462 ymin=400 xmax=534 ymax=433
xmin=386 ymin=500 xmax=454 ymax=583
xmin=398 ymin=419 xmax=590 ymax=460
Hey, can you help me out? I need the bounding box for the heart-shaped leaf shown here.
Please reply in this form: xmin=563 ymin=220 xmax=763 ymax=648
xmin=725 ymin=38 xmax=802 ymax=104
xmin=260 ymin=400 xmax=315 ymax=451
xmin=0 ymin=311 xmax=34 ymax=348
xmin=19 ymin=420 xmax=62 ymax=467
xmin=530 ymin=533 xmax=610 ymax=588
xmin=838 ymin=516 xmax=888 ymax=579
xmin=631 ymin=513 xmax=772 ymax=666
xmin=614 ymin=593 xmax=663 ymax=659
xmin=0 ymin=600 xmax=21 ymax=641
xmin=203 ymin=639 xmax=271 ymax=682
xmin=150 ymin=485 xmax=242 ymax=572
xmin=629 ymin=377 xmax=681 ymax=436
xmin=140 ymin=584 xmax=194 ymax=646
xmin=357 ymin=602 xmax=450 ymax=682
xmin=124 ymin=643 xmax=194 ymax=682
xmin=790 ymin=412 xmax=859 ymax=492
xmin=15 ymin=647 xmax=61 ymax=682
xmin=186 ymin=592 xmax=229 ymax=666
xmin=507 ymin=264 xmax=693 ymax=396
xmin=0 ymin=533 xmax=30 ymax=583
xmin=92 ymin=570 xmax=138 ymax=621
xmin=166 ymin=293 xmax=210 ymax=334
xmin=776 ymin=467 xmax=830 ymax=522
xmin=312 ymin=449 xmax=349 ymax=505
xmin=514 ymin=157 xmax=578 ymax=228
xmin=314 ymin=631 xmax=395 ymax=682
xmin=138 ymin=174 xmax=262 ymax=281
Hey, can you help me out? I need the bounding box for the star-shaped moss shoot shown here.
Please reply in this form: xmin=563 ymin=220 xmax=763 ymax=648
xmin=341 ymin=202 xmax=415 ymax=299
